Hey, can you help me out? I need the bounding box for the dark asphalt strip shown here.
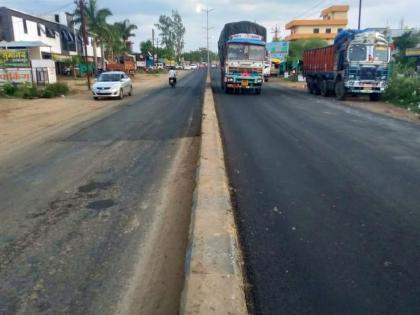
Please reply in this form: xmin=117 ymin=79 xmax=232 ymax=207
xmin=211 ymin=70 xmax=420 ymax=315
xmin=0 ymin=70 xmax=206 ymax=315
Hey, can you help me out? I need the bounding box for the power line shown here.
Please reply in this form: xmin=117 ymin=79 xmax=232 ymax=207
xmin=292 ymin=0 xmax=330 ymax=20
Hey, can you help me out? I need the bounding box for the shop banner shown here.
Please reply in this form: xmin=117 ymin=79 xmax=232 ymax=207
xmin=0 ymin=49 xmax=30 ymax=68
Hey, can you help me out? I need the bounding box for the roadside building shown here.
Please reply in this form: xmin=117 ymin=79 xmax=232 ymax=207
xmin=285 ymin=5 xmax=349 ymax=42
xmin=0 ymin=6 xmax=101 ymax=75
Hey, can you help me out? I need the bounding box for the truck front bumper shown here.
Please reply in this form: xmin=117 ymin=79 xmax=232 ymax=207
xmin=225 ymin=76 xmax=263 ymax=88
xmin=345 ymin=81 xmax=387 ymax=93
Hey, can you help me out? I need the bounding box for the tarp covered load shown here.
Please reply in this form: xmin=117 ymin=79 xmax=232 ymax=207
xmin=218 ymin=21 xmax=267 ymax=65
xmin=334 ymin=29 xmax=362 ymax=47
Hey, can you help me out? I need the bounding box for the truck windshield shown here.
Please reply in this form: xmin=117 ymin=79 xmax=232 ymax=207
xmin=228 ymin=44 xmax=265 ymax=61
xmin=374 ymin=45 xmax=388 ymax=61
xmin=348 ymin=44 xmax=367 ymax=61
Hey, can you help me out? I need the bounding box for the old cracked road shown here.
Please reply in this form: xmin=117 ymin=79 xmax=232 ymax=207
xmin=0 ymin=70 xmax=206 ymax=314
xmin=212 ymin=70 xmax=420 ymax=315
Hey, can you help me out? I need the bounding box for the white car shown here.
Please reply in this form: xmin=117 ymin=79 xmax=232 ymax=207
xmin=190 ymin=64 xmax=198 ymax=70
xmin=92 ymin=71 xmax=132 ymax=100
xmin=183 ymin=64 xmax=192 ymax=70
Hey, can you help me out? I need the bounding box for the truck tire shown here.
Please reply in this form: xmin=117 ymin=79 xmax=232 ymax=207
xmin=334 ymin=80 xmax=346 ymax=100
xmin=369 ymin=93 xmax=381 ymax=101
xmin=320 ymin=80 xmax=329 ymax=97
xmin=313 ymin=79 xmax=321 ymax=95
xmin=307 ymin=80 xmax=314 ymax=94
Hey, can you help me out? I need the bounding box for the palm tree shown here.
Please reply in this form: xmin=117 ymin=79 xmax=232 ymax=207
xmin=74 ymin=0 xmax=112 ymax=69
xmin=103 ymin=24 xmax=127 ymax=59
xmin=114 ymin=19 xmax=138 ymax=51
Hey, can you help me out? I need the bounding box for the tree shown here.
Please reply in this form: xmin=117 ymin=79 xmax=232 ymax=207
xmin=155 ymin=10 xmax=186 ymax=61
xmin=172 ymin=11 xmax=186 ymax=61
xmin=393 ymin=30 xmax=420 ymax=66
xmin=114 ymin=19 xmax=138 ymax=51
xmin=140 ymin=40 xmax=153 ymax=55
xmin=74 ymin=0 xmax=112 ymax=68
xmin=103 ymin=24 xmax=127 ymax=59
xmin=182 ymin=48 xmax=218 ymax=63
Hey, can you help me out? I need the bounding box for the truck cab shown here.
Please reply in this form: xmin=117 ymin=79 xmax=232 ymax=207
xmin=343 ymin=33 xmax=390 ymax=98
xmin=222 ymin=34 xmax=266 ymax=94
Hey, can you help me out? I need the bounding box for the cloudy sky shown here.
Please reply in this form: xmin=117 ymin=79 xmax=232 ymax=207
xmin=3 ymin=0 xmax=420 ymax=52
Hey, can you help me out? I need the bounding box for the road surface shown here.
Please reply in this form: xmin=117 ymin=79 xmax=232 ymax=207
xmin=212 ymin=70 xmax=420 ymax=314
xmin=0 ymin=70 xmax=206 ymax=314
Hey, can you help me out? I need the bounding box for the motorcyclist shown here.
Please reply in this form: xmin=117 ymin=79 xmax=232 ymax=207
xmin=168 ymin=67 xmax=177 ymax=85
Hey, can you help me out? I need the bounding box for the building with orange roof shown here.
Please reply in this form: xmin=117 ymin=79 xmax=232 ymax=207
xmin=285 ymin=5 xmax=349 ymax=41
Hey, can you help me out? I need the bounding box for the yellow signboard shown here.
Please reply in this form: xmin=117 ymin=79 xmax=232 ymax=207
xmin=406 ymin=48 xmax=420 ymax=57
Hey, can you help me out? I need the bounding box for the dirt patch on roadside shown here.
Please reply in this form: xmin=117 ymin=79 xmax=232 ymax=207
xmin=272 ymin=78 xmax=420 ymax=124
xmin=0 ymin=73 xmax=171 ymax=157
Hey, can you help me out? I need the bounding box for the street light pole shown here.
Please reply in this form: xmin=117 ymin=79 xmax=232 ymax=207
xmin=358 ymin=0 xmax=362 ymax=30
xmin=202 ymin=8 xmax=214 ymax=67
xmin=78 ymin=0 xmax=90 ymax=90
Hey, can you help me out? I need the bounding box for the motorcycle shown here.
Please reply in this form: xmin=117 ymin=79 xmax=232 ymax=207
xmin=169 ymin=77 xmax=176 ymax=88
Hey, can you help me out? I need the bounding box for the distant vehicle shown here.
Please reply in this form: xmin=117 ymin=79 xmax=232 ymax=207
xmin=92 ymin=71 xmax=133 ymax=100
xmin=218 ymin=21 xmax=267 ymax=94
xmin=263 ymin=64 xmax=271 ymax=82
xmin=156 ymin=63 xmax=164 ymax=70
xmin=211 ymin=64 xmax=218 ymax=68
xmin=303 ymin=29 xmax=390 ymax=101
xmin=175 ymin=64 xmax=183 ymax=70
xmin=190 ymin=64 xmax=198 ymax=70
xmin=106 ymin=55 xmax=136 ymax=75
xmin=183 ymin=64 xmax=192 ymax=70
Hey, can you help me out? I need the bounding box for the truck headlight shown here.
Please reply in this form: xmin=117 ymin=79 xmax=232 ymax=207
xmin=227 ymin=77 xmax=234 ymax=82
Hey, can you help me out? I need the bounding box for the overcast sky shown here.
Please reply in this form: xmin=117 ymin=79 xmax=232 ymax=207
xmin=3 ymin=0 xmax=420 ymax=52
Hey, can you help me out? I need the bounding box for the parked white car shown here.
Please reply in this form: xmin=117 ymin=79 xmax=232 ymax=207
xmin=190 ymin=64 xmax=198 ymax=70
xmin=183 ymin=64 xmax=192 ymax=70
xmin=92 ymin=71 xmax=132 ymax=100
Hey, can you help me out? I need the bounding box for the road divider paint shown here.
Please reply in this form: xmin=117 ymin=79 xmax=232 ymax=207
xmin=180 ymin=71 xmax=248 ymax=314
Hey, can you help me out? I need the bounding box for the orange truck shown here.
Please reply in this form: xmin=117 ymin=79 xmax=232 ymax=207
xmin=106 ymin=55 xmax=136 ymax=75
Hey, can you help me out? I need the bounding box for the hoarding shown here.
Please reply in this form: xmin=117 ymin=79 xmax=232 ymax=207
xmin=0 ymin=49 xmax=30 ymax=68
xmin=406 ymin=48 xmax=420 ymax=57
xmin=0 ymin=68 xmax=32 ymax=85
xmin=266 ymin=41 xmax=289 ymax=63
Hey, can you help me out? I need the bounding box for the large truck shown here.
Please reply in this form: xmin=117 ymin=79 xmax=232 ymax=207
xmin=218 ymin=21 xmax=267 ymax=94
xmin=303 ymin=29 xmax=390 ymax=101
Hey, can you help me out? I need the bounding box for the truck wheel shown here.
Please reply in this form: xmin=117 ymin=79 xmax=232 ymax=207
xmin=369 ymin=93 xmax=381 ymax=101
xmin=334 ymin=80 xmax=346 ymax=100
xmin=313 ymin=80 xmax=321 ymax=95
xmin=307 ymin=81 xmax=313 ymax=94
xmin=320 ymin=80 xmax=329 ymax=97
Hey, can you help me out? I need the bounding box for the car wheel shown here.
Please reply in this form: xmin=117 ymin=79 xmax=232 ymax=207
xmin=119 ymin=89 xmax=124 ymax=100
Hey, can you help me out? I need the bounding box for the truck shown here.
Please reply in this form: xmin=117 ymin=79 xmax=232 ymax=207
xmin=106 ymin=55 xmax=137 ymax=75
xmin=303 ymin=29 xmax=390 ymax=101
xmin=218 ymin=21 xmax=267 ymax=94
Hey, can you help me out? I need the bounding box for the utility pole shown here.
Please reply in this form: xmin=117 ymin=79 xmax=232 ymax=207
xmin=358 ymin=0 xmax=362 ymax=30
xmin=152 ymin=29 xmax=155 ymax=64
xmin=272 ymin=25 xmax=281 ymax=41
xmin=202 ymin=8 xmax=214 ymax=67
xmin=78 ymin=0 xmax=90 ymax=89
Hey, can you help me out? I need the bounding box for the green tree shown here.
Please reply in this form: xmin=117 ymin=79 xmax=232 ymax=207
xmin=140 ymin=40 xmax=153 ymax=55
xmin=114 ymin=19 xmax=138 ymax=52
xmin=74 ymin=0 xmax=112 ymax=68
xmin=103 ymin=24 xmax=127 ymax=59
xmin=155 ymin=10 xmax=186 ymax=61
xmin=393 ymin=30 xmax=420 ymax=66
xmin=172 ymin=11 xmax=186 ymax=61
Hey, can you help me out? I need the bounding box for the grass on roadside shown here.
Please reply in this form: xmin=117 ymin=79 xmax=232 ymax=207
xmin=0 ymin=82 xmax=69 ymax=99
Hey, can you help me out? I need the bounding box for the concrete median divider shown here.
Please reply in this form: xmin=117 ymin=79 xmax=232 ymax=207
xmin=180 ymin=72 xmax=248 ymax=314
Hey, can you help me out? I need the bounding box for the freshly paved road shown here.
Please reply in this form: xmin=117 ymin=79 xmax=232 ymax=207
xmin=0 ymin=70 xmax=206 ymax=314
xmin=212 ymin=70 xmax=420 ymax=315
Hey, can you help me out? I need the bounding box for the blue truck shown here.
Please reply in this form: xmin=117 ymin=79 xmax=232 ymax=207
xmin=218 ymin=21 xmax=267 ymax=94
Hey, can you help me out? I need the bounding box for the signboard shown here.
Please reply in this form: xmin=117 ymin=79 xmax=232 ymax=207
xmin=406 ymin=48 xmax=420 ymax=57
xmin=136 ymin=61 xmax=146 ymax=68
xmin=0 ymin=49 xmax=30 ymax=68
xmin=230 ymin=33 xmax=264 ymax=41
xmin=0 ymin=68 xmax=32 ymax=85
xmin=266 ymin=41 xmax=289 ymax=63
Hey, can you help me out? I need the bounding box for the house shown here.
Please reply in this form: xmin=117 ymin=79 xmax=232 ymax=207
xmin=285 ymin=5 xmax=349 ymax=42
xmin=0 ymin=6 xmax=102 ymax=74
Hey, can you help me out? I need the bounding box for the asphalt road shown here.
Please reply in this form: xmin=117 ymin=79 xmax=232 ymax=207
xmin=212 ymin=70 xmax=420 ymax=315
xmin=0 ymin=70 xmax=206 ymax=314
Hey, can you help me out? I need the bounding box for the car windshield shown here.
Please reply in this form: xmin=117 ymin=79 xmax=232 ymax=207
xmin=228 ymin=44 xmax=265 ymax=61
xmin=97 ymin=73 xmax=121 ymax=82
xmin=348 ymin=44 xmax=367 ymax=61
xmin=374 ymin=45 xmax=388 ymax=61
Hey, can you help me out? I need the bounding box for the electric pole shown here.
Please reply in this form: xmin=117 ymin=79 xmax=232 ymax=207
xmin=78 ymin=0 xmax=90 ymax=89
xmin=358 ymin=0 xmax=362 ymax=30
xmin=152 ymin=29 xmax=155 ymax=64
xmin=202 ymin=8 xmax=214 ymax=67
xmin=272 ymin=25 xmax=281 ymax=41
